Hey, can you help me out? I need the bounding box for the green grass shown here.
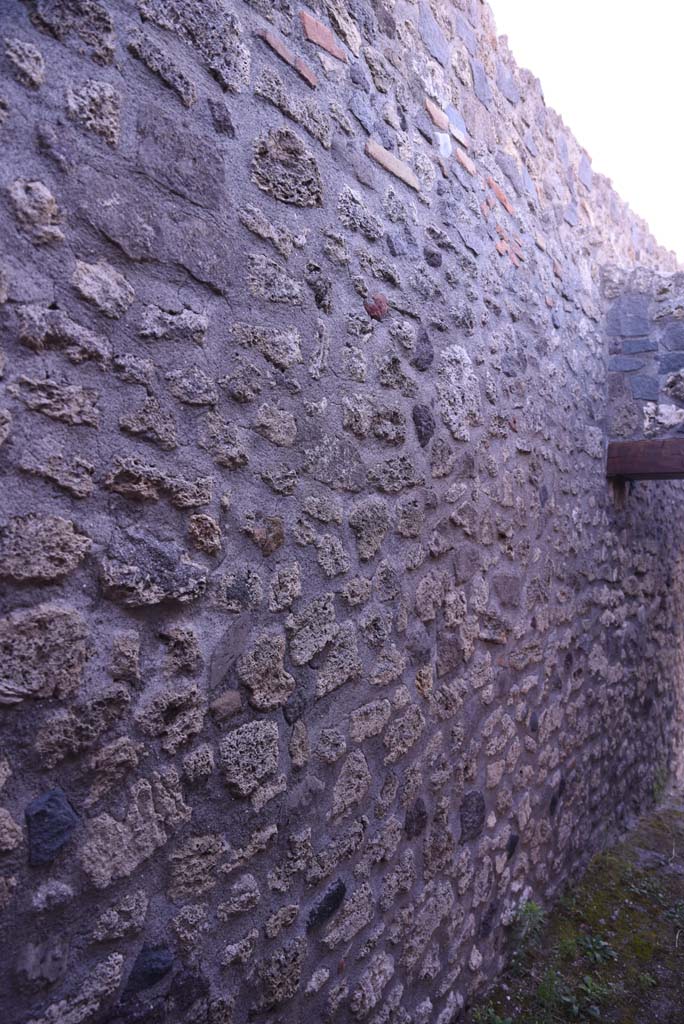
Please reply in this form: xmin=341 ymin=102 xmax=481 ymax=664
xmin=467 ymin=795 xmax=684 ymax=1023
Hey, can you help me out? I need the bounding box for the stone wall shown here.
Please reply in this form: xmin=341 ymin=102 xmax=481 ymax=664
xmin=605 ymin=267 xmax=684 ymax=440
xmin=1 ymin=2 xmax=684 ymax=1022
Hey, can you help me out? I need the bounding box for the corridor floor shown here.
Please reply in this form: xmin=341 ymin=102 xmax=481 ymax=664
xmin=469 ymin=793 xmax=684 ymax=1024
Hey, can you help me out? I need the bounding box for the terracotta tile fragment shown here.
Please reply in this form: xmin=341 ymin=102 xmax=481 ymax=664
xmin=487 ymin=176 xmax=514 ymax=215
xmin=260 ymin=29 xmax=318 ymax=88
xmin=455 ymin=146 xmax=476 ymax=176
xmin=299 ymin=11 xmax=347 ymax=62
xmin=495 ymin=238 xmax=509 ymax=256
xmin=365 ymin=138 xmax=420 ymax=191
xmin=364 ymin=293 xmax=389 ymax=320
xmin=437 ymin=155 xmax=450 ymax=179
xmin=424 ymin=97 xmax=449 ymax=131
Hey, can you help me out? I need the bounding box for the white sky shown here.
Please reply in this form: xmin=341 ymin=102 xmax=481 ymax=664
xmin=487 ymin=0 xmax=683 ymax=262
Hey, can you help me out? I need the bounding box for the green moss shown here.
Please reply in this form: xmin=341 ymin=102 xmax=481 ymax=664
xmin=468 ymin=796 xmax=684 ymax=1024
xmin=626 ymin=930 xmax=657 ymax=962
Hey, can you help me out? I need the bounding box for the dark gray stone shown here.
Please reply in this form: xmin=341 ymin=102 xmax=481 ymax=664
xmin=495 ymin=151 xmax=522 ymax=195
xmin=412 ymin=404 xmax=436 ymax=447
xmin=459 ymin=790 xmax=485 ymax=842
xmin=423 ymin=246 xmax=442 ymax=268
xmin=608 ymin=356 xmax=647 ymax=372
xmin=415 ymin=112 xmax=434 ymax=144
xmin=506 ymin=832 xmax=519 ymax=860
xmin=411 ymin=328 xmax=434 ymax=372
xmin=578 ymin=153 xmax=593 ymax=189
xmin=387 ymin=233 xmax=407 ymax=257
xmin=661 ymin=320 xmax=684 ymax=351
xmin=445 ymin=105 xmax=467 ymax=137
xmin=307 ymin=878 xmax=346 ymax=930
xmin=419 ymin=2 xmax=451 ymax=66
xmin=405 ymin=796 xmax=428 ymax=838
xmin=660 ymin=353 xmax=684 ymax=373
xmin=523 ymin=129 xmax=538 ymax=157
xmin=564 ymin=203 xmax=579 ymax=227
xmin=26 ymin=788 xmax=78 ymax=866
xmin=605 ymin=293 xmax=651 ymax=339
xmin=557 ymin=133 xmax=570 ymax=170
xmin=455 ymin=12 xmax=477 ymax=55
xmin=349 ymin=93 xmax=375 ymax=135
xmin=629 ymin=376 xmax=658 ymax=401
xmin=496 ymin=62 xmax=520 ymax=104
xmin=125 ymin=945 xmax=174 ymax=995
xmin=350 ymin=60 xmax=372 ymax=92
xmin=470 ymin=58 xmax=492 ymax=109
xmin=521 ymin=164 xmax=536 ymax=197
xmin=623 ymin=338 xmax=657 ymax=354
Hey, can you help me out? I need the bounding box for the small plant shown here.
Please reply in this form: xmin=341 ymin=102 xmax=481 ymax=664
xmin=627 ymin=873 xmax=666 ymax=905
xmin=636 ymin=970 xmax=657 ymax=992
xmin=557 ymin=975 xmax=609 ymax=1021
xmin=652 ymin=763 xmax=668 ymax=803
xmin=557 ymin=983 xmax=582 ymax=1019
xmin=578 ymin=975 xmax=610 ymax=1002
xmin=578 ymin=934 xmax=618 ymax=964
xmin=664 ymin=899 xmax=684 ymax=929
xmin=536 ymin=967 xmax=562 ymax=1009
xmin=557 ymin=934 xmax=578 ymax=960
xmin=515 ymin=899 xmax=546 ymax=945
xmin=472 ymin=1006 xmax=513 ymax=1024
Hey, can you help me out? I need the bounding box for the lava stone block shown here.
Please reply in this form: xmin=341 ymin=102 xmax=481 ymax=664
xmin=306 ymin=878 xmax=346 ymax=931
xmin=25 ymin=788 xmax=79 ymax=866
xmin=125 ymin=945 xmax=174 ymax=995
xmin=460 ymin=790 xmax=485 ymax=842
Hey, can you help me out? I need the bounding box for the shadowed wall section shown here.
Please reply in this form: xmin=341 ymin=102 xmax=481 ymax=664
xmin=1 ymin=1 xmax=684 ymax=1022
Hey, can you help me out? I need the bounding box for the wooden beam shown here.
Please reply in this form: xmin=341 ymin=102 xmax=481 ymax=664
xmin=606 ymin=438 xmax=684 ymax=480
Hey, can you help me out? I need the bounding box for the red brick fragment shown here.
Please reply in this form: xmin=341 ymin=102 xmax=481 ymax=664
xmin=509 ymin=251 xmax=521 ymax=268
xmin=455 ymin=146 xmax=476 ymax=176
xmin=495 ymin=223 xmax=507 ymax=239
xmin=425 ymin=97 xmax=449 ymax=131
xmin=299 ymin=11 xmax=347 ymax=62
xmin=295 ymin=57 xmax=318 ymax=88
xmin=495 ymin=239 xmax=509 ymax=256
xmin=365 ymin=138 xmax=420 ymax=191
xmin=553 ymin=261 xmax=563 ymax=279
xmin=364 ymin=293 xmax=389 ymax=321
xmin=437 ymin=156 xmax=450 ymax=179
xmin=487 ymin=176 xmax=514 ymax=215
xmin=260 ymin=29 xmax=318 ymax=88
xmin=480 ymin=201 xmax=490 ymax=220
xmin=546 ymin=296 xmax=555 ymax=308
